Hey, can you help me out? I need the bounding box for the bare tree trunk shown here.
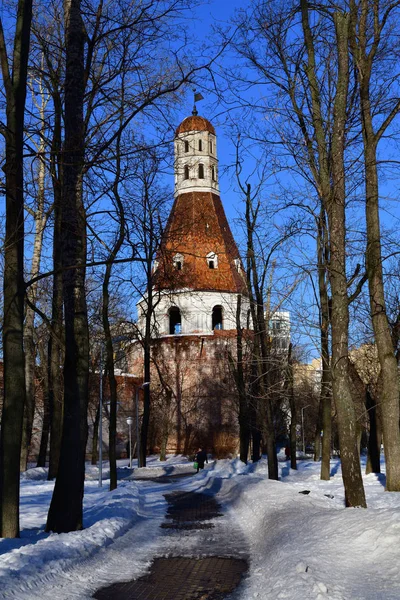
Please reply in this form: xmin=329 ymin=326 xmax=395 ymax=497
xmin=91 ymin=400 xmax=100 ymax=466
xmin=317 ymin=206 xmax=332 ymax=479
xmin=160 ymin=390 xmax=172 ymax=462
xmin=301 ymin=2 xmax=366 ymax=506
xmin=227 ymin=295 xmax=250 ymax=464
xmin=349 ymin=0 xmax=400 ymax=493
xmin=37 ymin=337 xmax=50 ymax=468
xmin=140 ymin=328 xmax=151 ymax=467
xmin=46 ymin=64 xmax=64 ymax=481
xmin=47 ymin=95 xmax=63 ymax=481
xmin=21 ymin=125 xmax=48 ymax=471
xmin=366 ymin=387 xmax=380 ymax=475
xmin=0 ymin=0 xmax=33 ymax=538
xmin=46 ymin=0 xmax=89 ymax=533
xmin=245 ymin=183 xmax=278 ymax=478
xmin=287 ymin=344 xmax=297 ymax=470
xmin=102 ymin=198 xmax=124 ymax=489
xmin=361 ymin=88 xmax=400 ymax=491
xmin=326 ymin=11 xmax=365 ymax=507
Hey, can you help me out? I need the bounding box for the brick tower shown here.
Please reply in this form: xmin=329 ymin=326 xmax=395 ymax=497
xmin=133 ymin=111 xmax=248 ymax=455
xmin=138 ymin=112 xmax=248 ymax=335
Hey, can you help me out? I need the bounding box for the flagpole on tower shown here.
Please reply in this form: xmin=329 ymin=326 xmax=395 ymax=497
xmin=192 ymin=90 xmax=204 ymax=115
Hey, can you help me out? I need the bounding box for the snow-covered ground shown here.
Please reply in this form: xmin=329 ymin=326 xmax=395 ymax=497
xmin=0 ymin=453 xmax=399 ymax=599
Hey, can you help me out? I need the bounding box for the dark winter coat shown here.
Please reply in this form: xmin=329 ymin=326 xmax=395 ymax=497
xmin=195 ymin=450 xmax=208 ymax=469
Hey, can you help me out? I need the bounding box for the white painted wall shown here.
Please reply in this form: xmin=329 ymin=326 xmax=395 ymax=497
xmin=137 ymin=290 xmax=250 ymax=337
xmin=174 ymin=129 xmax=219 ymax=196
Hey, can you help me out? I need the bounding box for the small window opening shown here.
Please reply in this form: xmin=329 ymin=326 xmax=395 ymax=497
xmin=198 ymin=163 xmax=204 ymax=179
xmin=209 ymin=140 xmax=213 ymax=154
xmin=211 ymin=165 xmax=216 ymax=181
xmin=212 ymin=306 xmax=223 ymax=330
xmin=184 ymin=165 xmax=189 ymax=180
xmin=169 ymin=307 xmax=182 ymax=335
xmin=184 ymin=140 xmax=189 ymax=152
xmin=198 ymin=139 xmax=202 ymax=151
xmin=206 ymin=251 xmax=218 ymax=269
xmin=173 ymin=253 xmax=184 ymax=270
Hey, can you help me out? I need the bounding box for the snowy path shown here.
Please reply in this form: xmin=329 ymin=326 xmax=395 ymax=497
xmin=1 ymin=466 xmax=251 ymax=599
xmin=2 ymin=456 xmax=400 ymax=599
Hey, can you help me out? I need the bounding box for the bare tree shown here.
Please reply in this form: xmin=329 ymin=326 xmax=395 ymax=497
xmin=46 ymin=0 xmax=89 ymax=533
xmin=229 ymin=0 xmax=367 ymax=505
xmin=0 ymin=0 xmax=33 ymax=538
xmin=349 ymin=0 xmax=400 ymax=491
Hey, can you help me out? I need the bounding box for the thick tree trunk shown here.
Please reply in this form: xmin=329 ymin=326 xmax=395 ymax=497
xmin=327 ymin=12 xmax=366 ymax=507
xmin=362 ymin=125 xmax=400 ymax=490
xmin=0 ymin=0 xmax=33 ymax=538
xmin=301 ymin=2 xmax=366 ymax=506
xmin=349 ymin=0 xmax=400 ymax=493
xmin=46 ymin=0 xmax=89 ymax=533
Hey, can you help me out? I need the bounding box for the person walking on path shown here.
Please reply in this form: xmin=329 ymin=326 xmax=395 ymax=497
xmin=195 ymin=448 xmax=208 ymax=473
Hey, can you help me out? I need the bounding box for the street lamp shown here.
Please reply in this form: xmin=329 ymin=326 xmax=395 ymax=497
xmin=302 ymin=404 xmax=311 ymax=454
xmin=98 ymin=346 xmax=104 ymax=487
xmin=136 ymin=382 xmax=150 ymax=468
xmin=126 ymin=416 xmax=133 ymax=469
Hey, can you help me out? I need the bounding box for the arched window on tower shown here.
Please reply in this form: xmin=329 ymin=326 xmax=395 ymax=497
xmin=212 ymin=305 xmax=223 ymax=330
xmin=211 ymin=165 xmax=216 ymax=181
xmin=206 ymin=251 xmax=218 ymax=269
xmin=198 ymin=139 xmax=202 ymax=151
xmin=169 ymin=307 xmax=182 ymax=334
xmin=198 ymin=163 xmax=204 ymax=179
xmin=184 ymin=165 xmax=189 ymax=180
xmin=184 ymin=140 xmax=189 ymax=152
xmin=209 ymin=139 xmax=213 ymax=154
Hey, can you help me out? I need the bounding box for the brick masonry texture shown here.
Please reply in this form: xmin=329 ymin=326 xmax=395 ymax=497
xmin=155 ymin=191 xmax=247 ymax=295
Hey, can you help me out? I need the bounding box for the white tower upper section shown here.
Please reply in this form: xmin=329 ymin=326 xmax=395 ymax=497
xmin=174 ymin=114 xmax=219 ymax=197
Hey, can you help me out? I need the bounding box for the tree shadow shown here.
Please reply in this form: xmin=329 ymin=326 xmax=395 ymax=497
xmin=373 ymin=472 xmax=386 ymax=488
xmin=330 ymin=461 xmax=341 ymax=477
xmin=280 ymin=464 xmax=290 ymax=478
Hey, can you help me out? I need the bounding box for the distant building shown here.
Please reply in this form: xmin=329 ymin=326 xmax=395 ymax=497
xmin=269 ymin=311 xmax=291 ymax=353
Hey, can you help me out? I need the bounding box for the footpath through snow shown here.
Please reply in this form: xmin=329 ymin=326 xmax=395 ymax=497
xmin=0 ymin=455 xmax=400 ymax=599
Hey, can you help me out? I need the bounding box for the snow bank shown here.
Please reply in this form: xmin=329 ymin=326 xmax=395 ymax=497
xmin=2 ymin=456 xmax=400 ymax=600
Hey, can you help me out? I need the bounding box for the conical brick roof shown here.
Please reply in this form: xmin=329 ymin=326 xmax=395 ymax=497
xmin=155 ymin=191 xmax=247 ymax=294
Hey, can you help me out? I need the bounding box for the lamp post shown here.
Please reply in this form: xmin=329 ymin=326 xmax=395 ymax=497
xmin=126 ymin=416 xmax=133 ymax=469
xmin=136 ymin=382 xmax=150 ymax=468
xmin=302 ymin=404 xmax=311 ymax=454
xmin=98 ymin=346 xmax=103 ymax=487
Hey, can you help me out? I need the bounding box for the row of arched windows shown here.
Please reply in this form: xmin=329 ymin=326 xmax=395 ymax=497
xmin=183 ymin=164 xmax=216 ymax=181
xmin=184 ymin=139 xmax=214 ymax=154
xmin=168 ymin=305 xmax=223 ymax=335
